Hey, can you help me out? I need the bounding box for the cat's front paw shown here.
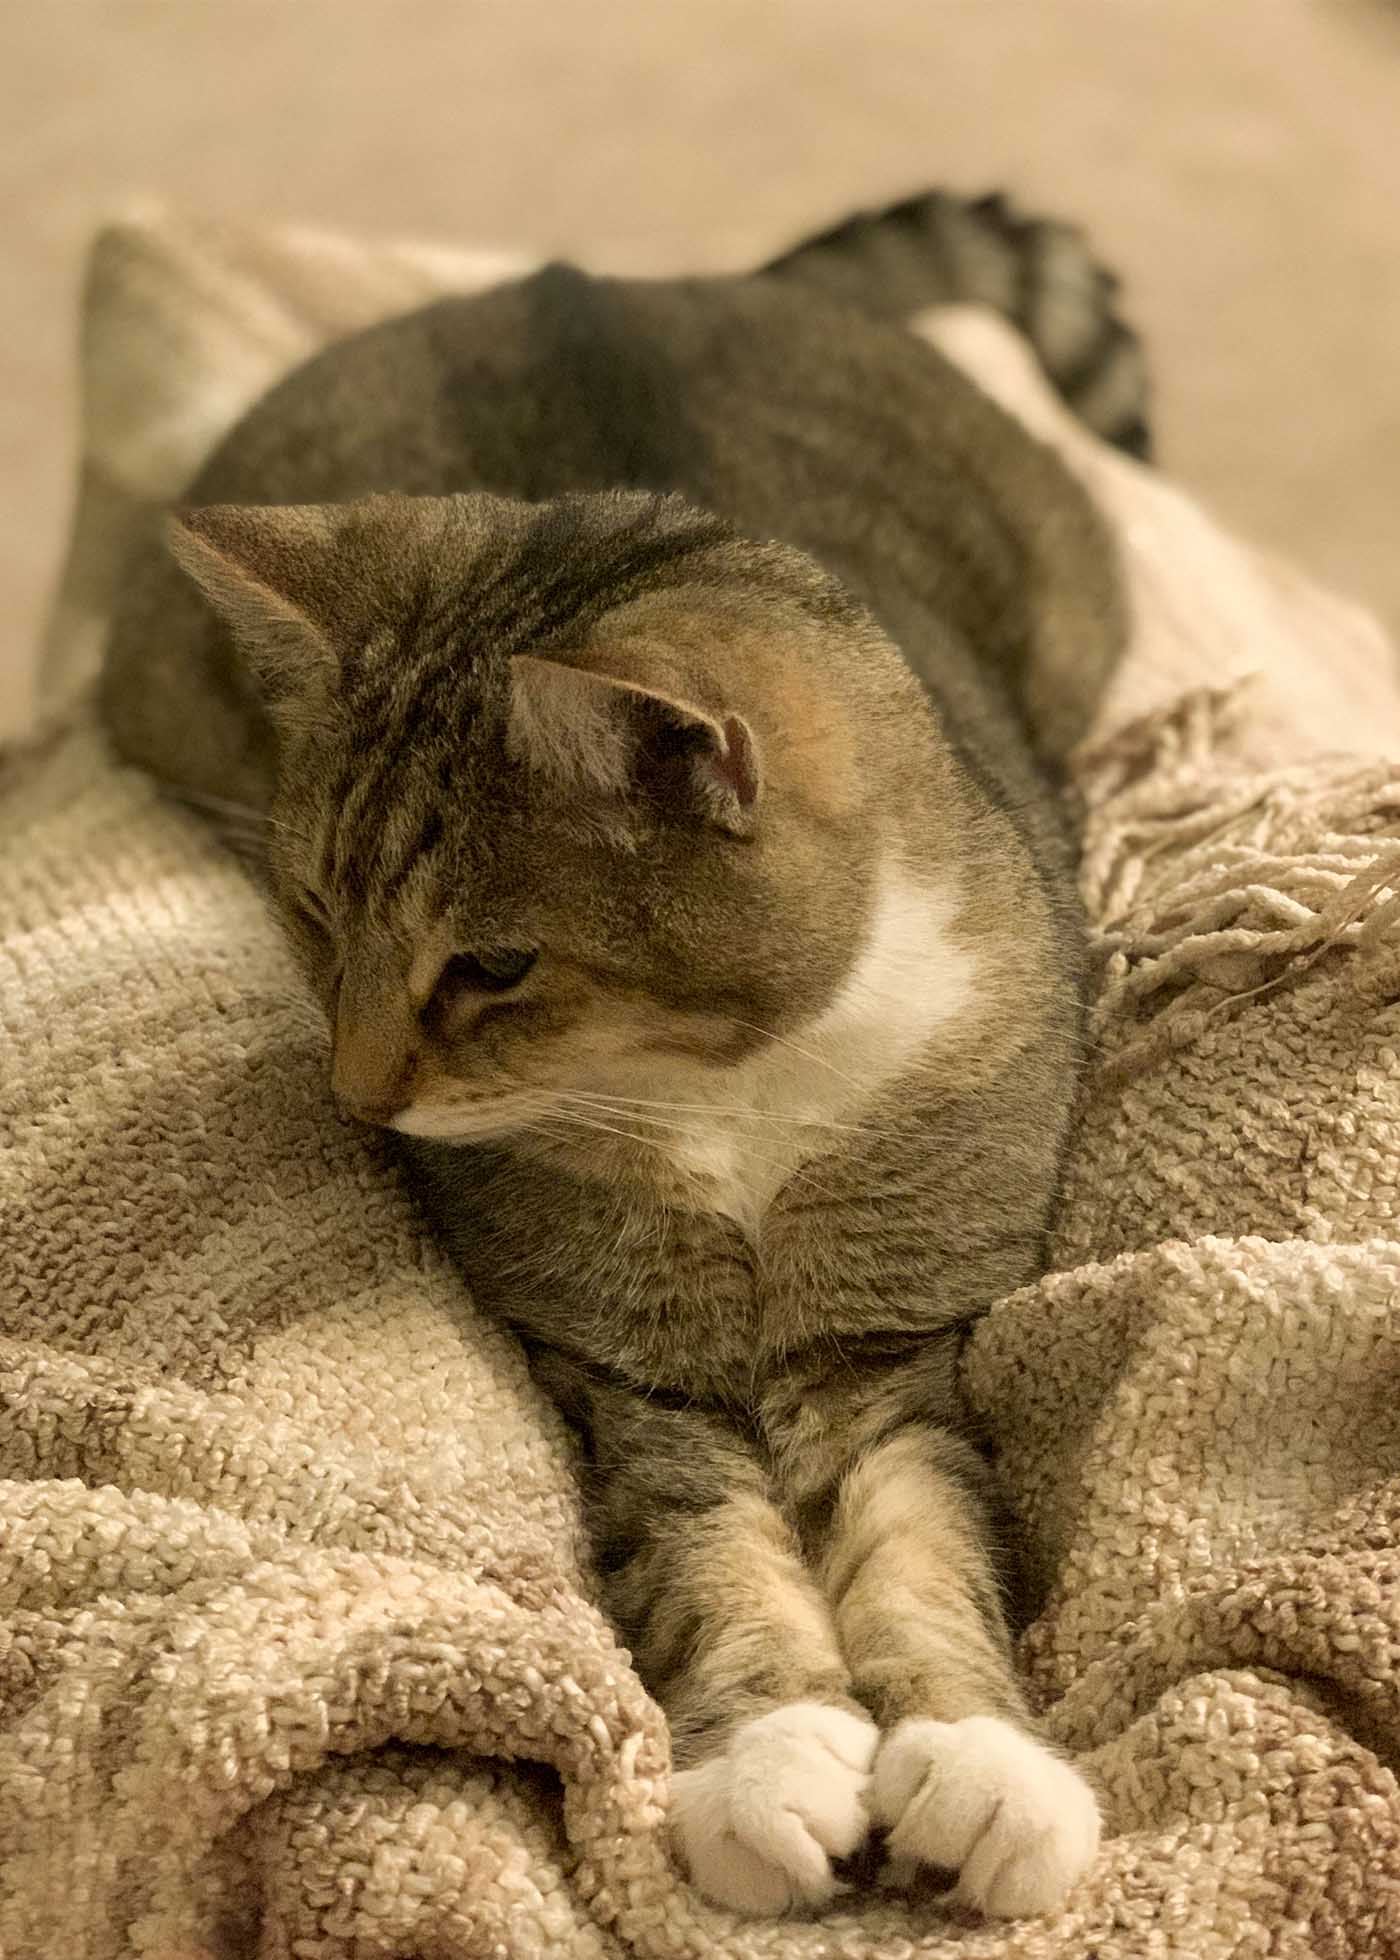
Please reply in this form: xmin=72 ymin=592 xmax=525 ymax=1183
xmin=671 ymin=1702 xmax=878 ymax=1915
xmin=871 ymin=1715 xmax=1100 ymax=1919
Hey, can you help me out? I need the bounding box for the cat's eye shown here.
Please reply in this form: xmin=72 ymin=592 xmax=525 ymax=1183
xmin=438 ymin=948 xmax=538 ymax=997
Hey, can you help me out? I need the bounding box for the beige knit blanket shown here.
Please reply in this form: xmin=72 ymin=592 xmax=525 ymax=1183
xmin=4 ymin=308 xmax=1400 ymax=1959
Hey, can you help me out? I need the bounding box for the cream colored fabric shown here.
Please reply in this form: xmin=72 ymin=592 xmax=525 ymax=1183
xmin=39 ymin=211 xmax=532 ymax=719
xmin=5 ymin=276 xmax=1400 ymax=1953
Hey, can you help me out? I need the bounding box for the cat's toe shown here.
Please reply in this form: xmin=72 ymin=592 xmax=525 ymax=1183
xmin=871 ymin=1715 xmax=1099 ymax=1919
xmin=671 ymin=1702 xmax=878 ymax=1916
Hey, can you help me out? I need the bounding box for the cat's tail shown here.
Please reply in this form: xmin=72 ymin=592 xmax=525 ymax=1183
xmin=760 ymin=189 xmax=1151 ymax=460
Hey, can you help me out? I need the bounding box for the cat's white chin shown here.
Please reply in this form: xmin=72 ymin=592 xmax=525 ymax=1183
xmin=388 ymin=1102 xmax=530 ymax=1143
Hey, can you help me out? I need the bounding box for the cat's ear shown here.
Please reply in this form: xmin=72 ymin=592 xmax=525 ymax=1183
xmin=167 ymin=504 xmax=340 ymax=709
xmin=508 ymin=654 xmax=761 ymax=837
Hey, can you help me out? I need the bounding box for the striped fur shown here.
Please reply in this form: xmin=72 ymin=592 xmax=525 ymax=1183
xmin=106 ymin=190 xmax=1133 ymax=1919
xmin=764 ymin=188 xmax=1150 ymax=458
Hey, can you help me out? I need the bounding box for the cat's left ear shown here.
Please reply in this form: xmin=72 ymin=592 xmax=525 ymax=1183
xmin=167 ymin=503 xmax=341 ymax=710
xmin=508 ymin=654 xmax=761 ymax=837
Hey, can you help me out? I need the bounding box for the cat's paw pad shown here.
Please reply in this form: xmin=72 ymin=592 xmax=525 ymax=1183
xmin=871 ymin=1715 xmax=1099 ymax=1919
xmin=671 ymin=1702 xmax=878 ymax=1916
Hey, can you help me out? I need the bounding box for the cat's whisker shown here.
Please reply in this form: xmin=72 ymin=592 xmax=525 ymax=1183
xmin=518 ymin=1100 xmax=671 ymax=1154
xmin=720 ymin=1017 xmax=867 ymax=1095
xmin=540 ymin=1094 xmax=845 ymax=1201
xmin=172 ymin=786 xmax=319 ymax=853
xmin=561 ymin=1090 xmax=899 ymax=1141
xmin=173 ymin=786 xmax=266 ymax=822
xmin=552 ymin=1096 xmax=850 ymax=1204
xmin=560 ymin=1097 xmax=898 ymax=1183
xmin=265 ymin=817 xmax=320 ymax=848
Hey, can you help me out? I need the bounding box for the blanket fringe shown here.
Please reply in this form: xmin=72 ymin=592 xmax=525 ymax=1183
xmin=1072 ymin=685 xmax=1400 ymax=1081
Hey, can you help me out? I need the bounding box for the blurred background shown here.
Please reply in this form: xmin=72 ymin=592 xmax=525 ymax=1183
xmin=4 ymin=0 xmax=1399 ymax=737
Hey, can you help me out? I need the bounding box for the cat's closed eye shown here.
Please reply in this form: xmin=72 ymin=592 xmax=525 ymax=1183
xmin=434 ymin=948 xmax=538 ymax=1003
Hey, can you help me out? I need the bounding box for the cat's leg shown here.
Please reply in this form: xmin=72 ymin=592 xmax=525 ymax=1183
xmin=811 ymin=1422 xmax=1100 ymax=1919
xmin=548 ymin=1366 xmax=878 ymax=1915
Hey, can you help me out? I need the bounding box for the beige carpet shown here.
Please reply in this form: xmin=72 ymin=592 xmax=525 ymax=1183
xmin=4 ymin=0 xmax=1400 ymax=737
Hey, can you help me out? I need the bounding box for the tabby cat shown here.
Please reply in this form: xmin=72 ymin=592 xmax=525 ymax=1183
xmin=101 ymin=190 xmax=1146 ymax=1920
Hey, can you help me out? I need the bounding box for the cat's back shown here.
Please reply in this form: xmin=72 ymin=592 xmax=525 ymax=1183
xmin=103 ymin=262 xmax=1121 ymax=821
xmin=178 ymin=260 xmax=1104 ymax=590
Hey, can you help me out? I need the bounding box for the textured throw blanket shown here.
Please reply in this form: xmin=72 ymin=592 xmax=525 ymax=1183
xmin=4 ymin=307 xmax=1400 ymax=1959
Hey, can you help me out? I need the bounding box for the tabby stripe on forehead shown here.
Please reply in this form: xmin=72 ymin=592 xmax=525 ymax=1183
xmin=322 ymin=495 xmax=735 ymax=914
xmin=351 ymin=666 xmax=455 ymax=800
xmin=331 ymin=620 xmax=486 ymax=896
xmin=343 ymin=628 xmax=448 ymax=763
xmin=329 ymin=509 xmax=733 ymax=902
xmin=342 ymin=583 xmax=469 ymax=723
xmin=367 ymin=806 xmax=448 ymax=923
xmin=332 ymin=744 xmax=417 ymax=902
xmin=421 ymin=498 xmax=726 ymax=663
xmin=422 ymin=502 xmax=603 ymax=656
xmin=340 ymin=631 xmax=414 ymax=772
xmin=498 ymin=507 xmax=732 ymax=656
xmin=342 ymin=701 xmax=475 ymax=911
xmin=330 ymin=729 xmax=416 ymax=897
xmin=339 ymin=586 xmax=431 ymax=697
xmin=327 ymin=745 xmax=394 ymax=889
xmin=448 ymin=515 xmax=589 ymax=647
xmin=362 ymin=798 xmax=444 ymax=925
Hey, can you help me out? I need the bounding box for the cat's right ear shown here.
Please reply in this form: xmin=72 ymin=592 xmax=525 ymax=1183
xmin=167 ymin=504 xmax=340 ymax=712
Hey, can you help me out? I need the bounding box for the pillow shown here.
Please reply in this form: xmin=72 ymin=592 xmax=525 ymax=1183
xmin=6 ymin=217 xmax=1400 ymax=1958
xmin=38 ymin=206 xmax=532 ymax=718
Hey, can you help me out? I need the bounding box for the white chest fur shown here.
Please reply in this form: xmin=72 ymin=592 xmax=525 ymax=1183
xmin=659 ymin=865 xmax=978 ymax=1232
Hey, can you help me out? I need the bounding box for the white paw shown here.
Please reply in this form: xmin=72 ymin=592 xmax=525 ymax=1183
xmin=670 ymin=1702 xmax=878 ymax=1915
xmin=871 ymin=1715 xmax=1100 ymax=1919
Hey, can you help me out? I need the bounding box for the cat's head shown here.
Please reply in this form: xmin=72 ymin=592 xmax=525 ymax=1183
xmin=169 ymin=490 xmax=916 ymax=1146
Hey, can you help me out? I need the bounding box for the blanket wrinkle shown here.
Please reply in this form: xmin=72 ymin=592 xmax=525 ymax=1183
xmin=6 ymin=288 xmax=1400 ymax=1955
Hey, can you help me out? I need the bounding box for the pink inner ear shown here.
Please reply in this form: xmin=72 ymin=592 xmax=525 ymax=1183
xmin=714 ymin=716 xmax=760 ymax=808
